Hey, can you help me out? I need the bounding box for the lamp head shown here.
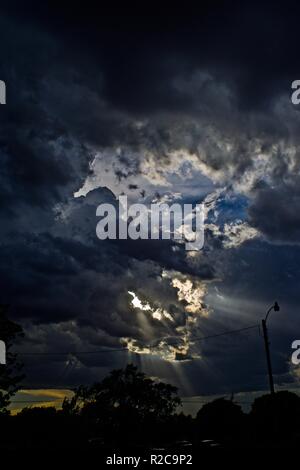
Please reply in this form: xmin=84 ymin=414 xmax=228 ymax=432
xmin=274 ymin=301 xmax=280 ymax=312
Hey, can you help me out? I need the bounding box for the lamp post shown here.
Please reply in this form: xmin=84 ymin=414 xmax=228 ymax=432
xmin=262 ymin=301 xmax=280 ymax=394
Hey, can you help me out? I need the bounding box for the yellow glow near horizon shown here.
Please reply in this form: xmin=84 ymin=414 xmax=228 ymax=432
xmin=8 ymin=389 xmax=74 ymax=415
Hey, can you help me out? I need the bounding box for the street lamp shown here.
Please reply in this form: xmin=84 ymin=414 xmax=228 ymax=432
xmin=262 ymin=302 xmax=280 ymax=394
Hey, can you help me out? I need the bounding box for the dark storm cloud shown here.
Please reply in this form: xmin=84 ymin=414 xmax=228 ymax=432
xmin=0 ymin=1 xmax=300 ymax=393
xmin=2 ymin=0 xmax=300 ymax=116
xmin=249 ymin=175 xmax=300 ymax=244
xmin=0 ymin=18 xmax=93 ymax=220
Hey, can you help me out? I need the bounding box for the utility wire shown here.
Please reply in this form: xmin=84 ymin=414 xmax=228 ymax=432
xmin=6 ymin=324 xmax=265 ymax=407
xmin=16 ymin=324 xmax=259 ymax=357
xmin=18 ymin=347 xmax=128 ymax=356
xmin=189 ymin=324 xmax=259 ymax=342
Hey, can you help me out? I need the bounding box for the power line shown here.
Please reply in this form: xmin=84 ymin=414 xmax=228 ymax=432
xmin=162 ymin=324 xmax=259 ymax=347
xmin=4 ymin=323 xmax=274 ymax=410
xmin=18 ymin=347 xmax=128 ymax=356
xmin=189 ymin=324 xmax=259 ymax=342
xmin=15 ymin=324 xmax=259 ymax=357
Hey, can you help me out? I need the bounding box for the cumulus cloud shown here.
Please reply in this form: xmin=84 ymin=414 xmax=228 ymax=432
xmin=223 ymin=222 xmax=259 ymax=248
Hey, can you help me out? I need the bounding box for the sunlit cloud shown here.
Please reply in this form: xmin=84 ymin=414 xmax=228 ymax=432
xmin=126 ymin=277 xmax=207 ymax=362
xmin=162 ymin=270 xmax=209 ymax=316
xmin=223 ymin=221 xmax=259 ymax=248
xmin=128 ymin=290 xmax=174 ymax=322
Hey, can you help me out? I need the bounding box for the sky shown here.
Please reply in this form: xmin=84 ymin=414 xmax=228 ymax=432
xmin=1 ymin=0 xmax=300 ymax=411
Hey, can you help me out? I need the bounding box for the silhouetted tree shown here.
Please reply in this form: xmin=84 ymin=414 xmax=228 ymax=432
xmin=250 ymin=391 xmax=300 ymax=445
xmin=196 ymin=398 xmax=245 ymax=443
xmin=63 ymin=364 xmax=181 ymax=445
xmin=0 ymin=305 xmax=24 ymax=413
xmin=11 ymin=406 xmax=85 ymax=449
